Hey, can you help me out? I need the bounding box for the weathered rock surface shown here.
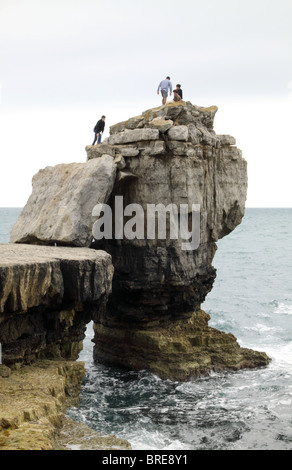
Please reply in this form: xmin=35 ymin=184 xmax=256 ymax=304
xmin=108 ymin=128 xmax=159 ymax=145
xmin=55 ymin=418 xmax=132 ymax=450
xmin=0 ymin=244 xmax=113 ymax=367
xmin=147 ymin=117 xmax=173 ymax=133
xmin=0 ymin=365 xmax=11 ymax=378
xmin=0 ymin=360 xmax=85 ymax=450
xmin=85 ymin=101 xmax=270 ymax=378
xmin=0 ymin=360 xmax=131 ymax=450
xmin=10 ymin=155 xmax=117 ymax=247
xmin=0 ymin=244 xmax=133 ymax=450
xmin=167 ymin=124 xmax=189 ymax=141
xmin=93 ymin=309 xmax=270 ymax=380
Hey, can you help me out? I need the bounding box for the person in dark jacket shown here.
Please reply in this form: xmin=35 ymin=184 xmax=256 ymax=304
xmin=92 ymin=115 xmax=106 ymax=145
xmin=173 ymin=89 xmax=182 ymax=102
xmin=176 ymin=84 xmax=183 ymax=99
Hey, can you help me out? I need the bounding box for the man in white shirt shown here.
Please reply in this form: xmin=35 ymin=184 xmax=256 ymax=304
xmin=157 ymin=76 xmax=172 ymax=105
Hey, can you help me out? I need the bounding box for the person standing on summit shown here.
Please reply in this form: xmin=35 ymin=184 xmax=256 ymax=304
xmin=157 ymin=76 xmax=172 ymax=105
xmin=92 ymin=115 xmax=106 ymax=145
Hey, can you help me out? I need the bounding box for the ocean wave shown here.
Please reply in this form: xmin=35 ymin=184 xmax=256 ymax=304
xmin=243 ymin=323 xmax=281 ymax=333
xmin=127 ymin=429 xmax=189 ymax=451
xmin=274 ymin=303 xmax=292 ymax=315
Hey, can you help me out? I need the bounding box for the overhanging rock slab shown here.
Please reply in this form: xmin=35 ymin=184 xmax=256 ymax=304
xmin=10 ymin=155 xmax=116 ymax=247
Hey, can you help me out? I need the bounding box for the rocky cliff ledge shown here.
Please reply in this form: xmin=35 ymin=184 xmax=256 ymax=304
xmin=8 ymin=101 xmax=270 ymax=381
xmin=0 ymin=244 xmax=113 ymax=366
xmin=0 ymin=244 xmax=131 ymax=450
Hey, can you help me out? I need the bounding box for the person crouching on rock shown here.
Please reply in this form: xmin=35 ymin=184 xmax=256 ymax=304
xmin=92 ymin=115 xmax=106 ymax=145
xmin=173 ymin=90 xmax=182 ymax=102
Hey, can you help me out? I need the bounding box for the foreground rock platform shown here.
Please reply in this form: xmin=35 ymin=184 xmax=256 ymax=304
xmin=55 ymin=417 xmax=132 ymax=450
xmin=0 ymin=360 xmax=131 ymax=450
xmin=0 ymin=360 xmax=85 ymax=450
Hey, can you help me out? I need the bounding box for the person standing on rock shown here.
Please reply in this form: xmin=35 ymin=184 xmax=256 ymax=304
xmin=157 ymin=76 xmax=172 ymax=105
xmin=92 ymin=115 xmax=106 ymax=145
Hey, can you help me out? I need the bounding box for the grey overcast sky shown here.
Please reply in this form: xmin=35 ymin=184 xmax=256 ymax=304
xmin=1 ymin=0 xmax=292 ymax=207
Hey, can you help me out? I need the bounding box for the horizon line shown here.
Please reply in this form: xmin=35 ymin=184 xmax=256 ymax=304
xmin=1 ymin=206 xmax=292 ymax=210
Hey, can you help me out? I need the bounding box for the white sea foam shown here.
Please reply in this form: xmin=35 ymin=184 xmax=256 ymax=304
xmin=267 ymin=342 xmax=292 ymax=367
xmin=128 ymin=429 xmax=189 ymax=451
xmin=243 ymin=323 xmax=281 ymax=333
xmin=274 ymin=303 xmax=292 ymax=315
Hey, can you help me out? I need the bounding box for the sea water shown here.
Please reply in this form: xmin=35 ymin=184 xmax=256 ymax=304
xmin=1 ymin=208 xmax=292 ymax=450
xmin=0 ymin=208 xmax=22 ymax=243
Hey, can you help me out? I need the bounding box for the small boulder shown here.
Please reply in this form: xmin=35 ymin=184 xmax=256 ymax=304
xmin=0 ymin=365 xmax=11 ymax=378
xmin=108 ymin=128 xmax=159 ymax=145
xmin=148 ymin=117 xmax=173 ymax=133
xmin=167 ymin=125 xmax=189 ymax=141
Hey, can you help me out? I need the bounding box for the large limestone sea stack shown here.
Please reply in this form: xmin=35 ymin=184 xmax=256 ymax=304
xmin=8 ymin=101 xmax=270 ymax=380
